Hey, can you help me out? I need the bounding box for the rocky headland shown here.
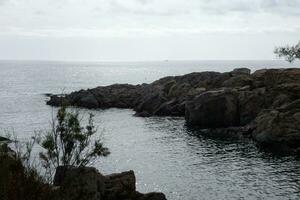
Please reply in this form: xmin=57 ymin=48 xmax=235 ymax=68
xmin=47 ymin=68 xmax=300 ymax=154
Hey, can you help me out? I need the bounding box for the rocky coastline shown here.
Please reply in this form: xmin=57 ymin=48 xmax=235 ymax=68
xmin=47 ymin=68 xmax=300 ymax=154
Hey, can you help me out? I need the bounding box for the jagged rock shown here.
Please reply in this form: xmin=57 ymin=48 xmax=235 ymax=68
xmin=252 ymin=99 xmax=300 ymax=153
xmin=185 ymin=89 xmax=239 ymax=128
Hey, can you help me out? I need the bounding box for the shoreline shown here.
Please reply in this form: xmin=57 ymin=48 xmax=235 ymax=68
xmin=47 ymin=67 xmax=300 ymax=155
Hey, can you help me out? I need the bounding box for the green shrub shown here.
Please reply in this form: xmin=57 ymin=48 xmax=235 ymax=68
xmin=39 ymin=106 xmax=110 ymax=179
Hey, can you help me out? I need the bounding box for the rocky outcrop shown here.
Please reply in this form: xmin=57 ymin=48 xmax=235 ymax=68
xmin=47 ymin=84 xmax=144 ymax=109
xmin=54 ymin=166 xmax=167 ymax=200
xmin=185 ymin=89 xmax=239 ymax=127
xmin=47 ymin=68 xmax=300 ymax=154
xmin=47 ymin=70 xmax=238 ymax=116
xmin=252 ymin=99 xmax=300 ymax=153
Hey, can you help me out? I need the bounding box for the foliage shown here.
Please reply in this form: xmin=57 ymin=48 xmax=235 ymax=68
xmin=274 ymin=41 xmax=300 ymax=62
xmin=39 ymin=106 xmax=110 ymax=177
xmin=0 ymin=106 xmax=110 ymax=199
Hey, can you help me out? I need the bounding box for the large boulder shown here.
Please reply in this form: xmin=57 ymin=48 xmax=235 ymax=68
xmin=185 ymin=89 xmax=239 ymax=128
xmin=104 ymin=170 xmax=136 ymax=200
xmin=252 ymin=99 xmax=300 ymax=153
xmin=54 ymin=166 xmax=106 ymax=200
xmin=135 ymin=90 xmax=168 ymax=117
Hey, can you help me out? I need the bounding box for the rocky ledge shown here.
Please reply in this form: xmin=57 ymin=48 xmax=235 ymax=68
xmin=47 ymin=68 xmax=300 ymax=154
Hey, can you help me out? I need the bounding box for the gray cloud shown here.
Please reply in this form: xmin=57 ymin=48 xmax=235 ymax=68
xmin=197 ymin=0 xmax=300 ymax=16
xmin=0 ymin=0 xmax=299 ymax=38
xmin=108 ymin=0 xmax=189 ymax=16
xmin=0 ymin=0 xmax=299 ymax=60
xmin=0 ymin=0 xmax=8 ymax=6
xmin=261 ymin=0 xmax=300 ymax=16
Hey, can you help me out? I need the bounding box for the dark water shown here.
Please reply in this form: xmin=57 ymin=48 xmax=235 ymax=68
xmin=1 ymin=60 xmax=300 ymax=200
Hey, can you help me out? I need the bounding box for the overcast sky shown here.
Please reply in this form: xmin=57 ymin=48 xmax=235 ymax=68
xmin=0 ymin=0 xmax=299 ymax=61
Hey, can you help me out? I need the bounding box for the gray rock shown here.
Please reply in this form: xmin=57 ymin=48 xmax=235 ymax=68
xmin=252 ymin=99 xmax=300 ymax=152
xmin=54 ymin=166 xmax=106 ymax=200
xmin=222 ymin=75 xmax=253 ymax=88
xmin=104 ymin=170 xmax=136 ymax=200
xmin=185 ymin=89 xmax=239 ymax=128
xmin=238 ymin=87 xmax=267 ymax=125
xmin=46 ymin=68 xmax=300 ymax=155
xmin=54 ymin=166 xmax=167 ymax=200
xmin=231 ymin=68 xmax=251 ymax=76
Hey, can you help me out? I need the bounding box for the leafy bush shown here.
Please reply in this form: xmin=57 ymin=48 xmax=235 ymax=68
xmin=39 ymin=106 xmax=110 ymax=179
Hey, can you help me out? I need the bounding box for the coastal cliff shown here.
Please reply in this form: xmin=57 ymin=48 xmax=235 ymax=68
xmin=47 ymin=68 xmax=300 ymax=154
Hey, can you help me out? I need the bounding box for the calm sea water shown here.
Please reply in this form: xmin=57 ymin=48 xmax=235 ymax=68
xmin=1 ymin=60 xmax=300 ymax=200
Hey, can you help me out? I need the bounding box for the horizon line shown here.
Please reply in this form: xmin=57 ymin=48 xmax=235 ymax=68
xmin=0 ymin=58 xmax=288 ymax=63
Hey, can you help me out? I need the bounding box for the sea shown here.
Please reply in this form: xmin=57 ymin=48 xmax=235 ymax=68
xmin=0 ymin=60 xmax=300 ymax=200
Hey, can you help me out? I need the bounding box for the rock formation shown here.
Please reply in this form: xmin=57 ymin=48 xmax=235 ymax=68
xmin=53 ymin=166 xmax=167 ymax=200
xmin=47 ymin=68 xmax=300 ymax=154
